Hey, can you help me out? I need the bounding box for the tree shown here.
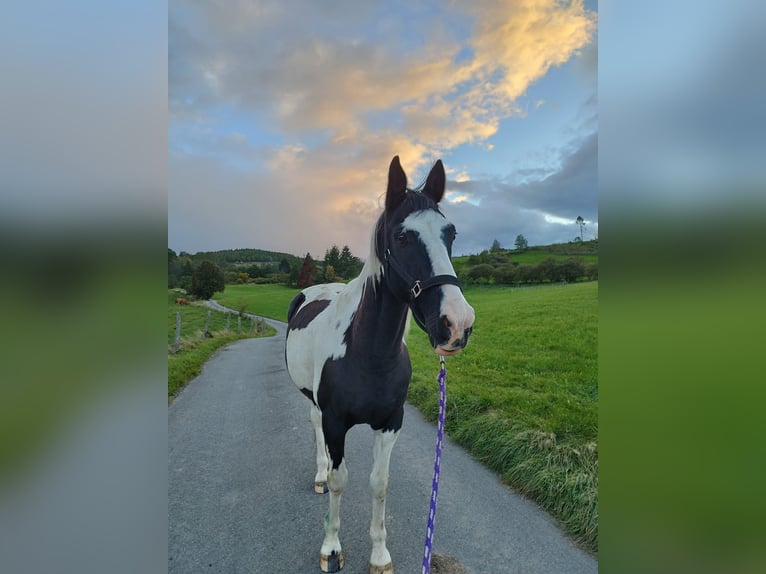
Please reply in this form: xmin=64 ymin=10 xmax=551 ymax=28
xmin=514 ymin=234 xmax=528 ymax=251
xmin=490 ymin=239 xmax=502 ymax=253
xmin=178 ymin=259 xmax=194 ymax=291
xmin=324 ymin=245 xmax=340 ymax=270
xmin=337 ymin=245 xmax=362 ymax=278
xmin=576 ymin=216 xmax=585 ymax=242
xmin=297 ymin=253 xmax=315 ymax=288
xmin=324 ymin=264 xmax=336 ymax=282
xmin=190 ymin=260 xmax=225 ymax=300
xmin=168 ymin=248 xmax=179 ymax=288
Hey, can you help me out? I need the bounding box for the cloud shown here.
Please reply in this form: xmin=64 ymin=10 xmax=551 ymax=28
xmin=446 ymin=131 xmax=598 ymax=254
xmin=171 ymin=0 xmax=595 ymax=154
xmin=169 ymin=0 xmax=597 ymax=257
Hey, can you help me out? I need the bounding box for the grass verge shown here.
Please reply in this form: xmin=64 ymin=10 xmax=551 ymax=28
xmin=167 ymin=291 xmax=275 ymax=399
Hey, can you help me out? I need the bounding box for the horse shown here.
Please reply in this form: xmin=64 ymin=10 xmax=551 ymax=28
xmin=175 ymin=297 xmax=188 ymax=305
xmin=284 ymin=156 xmax=475 ymax=574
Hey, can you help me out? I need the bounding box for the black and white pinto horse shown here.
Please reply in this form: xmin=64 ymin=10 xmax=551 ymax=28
xmin=285 ymin=156 xmax=475 ymax=574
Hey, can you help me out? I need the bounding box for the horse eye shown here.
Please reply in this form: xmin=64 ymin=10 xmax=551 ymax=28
xmin=395 ymin=232 xmax=407 ymax=245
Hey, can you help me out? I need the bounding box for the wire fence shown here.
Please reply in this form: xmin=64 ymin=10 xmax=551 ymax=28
xmin=171 ymin=308 xmax=268 ymax=353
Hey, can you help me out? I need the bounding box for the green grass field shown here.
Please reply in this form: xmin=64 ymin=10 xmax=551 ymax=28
xmin=167 ymin=291 xmax=275 ymax=398
xmin=213 ymin=283 xmax=301 ymax=321
xmin=204 ymin=281 xmax=598 ymax=551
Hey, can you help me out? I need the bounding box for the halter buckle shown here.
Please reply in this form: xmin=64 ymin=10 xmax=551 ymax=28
xmin=411 ymin=280 xmax=422 ymax=299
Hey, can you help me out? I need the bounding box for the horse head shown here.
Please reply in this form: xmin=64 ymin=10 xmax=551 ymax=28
xmin=377 ymin=156 xmax=475 ymax=356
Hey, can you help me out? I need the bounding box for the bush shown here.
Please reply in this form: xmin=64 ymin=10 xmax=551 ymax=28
xmin=190 ymin=260 xmax=225 ymax=300
xmin=468 ymin=263 xmax=495 ymax=281
xmin=558 ymin=258 xmax=586 ymax=283
xmin=492 ymin=264 xmax=518 ymax=284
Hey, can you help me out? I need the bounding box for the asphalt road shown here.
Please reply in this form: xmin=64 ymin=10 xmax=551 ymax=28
xmin=168 ymin=318 xmax=597 ymax=574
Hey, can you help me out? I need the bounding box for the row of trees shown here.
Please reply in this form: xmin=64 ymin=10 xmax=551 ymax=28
xmin=295 ymin=245 xmax=365 ymax=288
xmin=170 ymin=232 xmax=598 ymax=298
xmin=461 ymin=257 xmax=597 ymax=285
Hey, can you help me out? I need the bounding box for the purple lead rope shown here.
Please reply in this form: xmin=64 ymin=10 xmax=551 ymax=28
xmin=422 ymin=355 xmax=447 ymax=574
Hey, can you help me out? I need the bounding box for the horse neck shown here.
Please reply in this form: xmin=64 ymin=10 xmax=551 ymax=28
xmin=349 ymin=275 xmax=409 ymax=362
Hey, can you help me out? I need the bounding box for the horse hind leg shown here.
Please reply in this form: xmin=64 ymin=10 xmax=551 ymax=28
xmin=369 ymin=429 xmax=399 ymax=574
xmin=310 ymin=405 xmax=329 ymax=493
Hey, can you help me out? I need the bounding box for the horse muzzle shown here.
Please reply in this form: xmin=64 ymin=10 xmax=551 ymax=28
xmin=432 ymin=323 xmax=473 ymax=356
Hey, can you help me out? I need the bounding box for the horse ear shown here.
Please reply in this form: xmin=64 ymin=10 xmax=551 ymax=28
xmin=423 ymin=159 xmax=446 ymax=204
xmin=385 ymin=155 xmax=407 ymax=212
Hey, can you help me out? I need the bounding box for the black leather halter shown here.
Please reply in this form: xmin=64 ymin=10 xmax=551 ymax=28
xmin=383 ymin=247 xmax=463 ymax=301
xmin=377 ymin=214 xmax=463 ymax=303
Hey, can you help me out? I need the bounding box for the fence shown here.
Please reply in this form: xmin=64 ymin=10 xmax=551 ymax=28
xmin=171 ymin=308 xmax=268 ymax=353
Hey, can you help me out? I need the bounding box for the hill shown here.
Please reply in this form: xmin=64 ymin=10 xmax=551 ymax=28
xmin=181 ymin=247 xmax=302 ymax=268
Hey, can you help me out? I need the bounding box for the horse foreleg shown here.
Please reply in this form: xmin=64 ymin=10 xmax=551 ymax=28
xmin=369 ymin=429 xmax=399 ymax=574
xmin=320 ymin=457 xmax=347 ymax=572
xmin=310 ymin=405 xmax=329 ymax=493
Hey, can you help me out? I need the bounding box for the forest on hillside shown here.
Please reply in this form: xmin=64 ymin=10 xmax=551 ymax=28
xmin=168 ymin=244 xmax=363 ymax=291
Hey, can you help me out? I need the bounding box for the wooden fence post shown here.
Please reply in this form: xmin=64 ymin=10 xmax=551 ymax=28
xmin=226 ymin=313 xmax=231 ymax=332
xmin=204 ymin=310 xmax=211 ymax=337
xmin=173 ymin=311 xmax=181 ymax=352
xmin=237 ymin=315 xmax=242 ymax=334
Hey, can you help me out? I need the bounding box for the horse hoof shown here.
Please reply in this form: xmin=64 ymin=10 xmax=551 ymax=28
xmin=369 ymin=563 xmax=393 ymax=574
xmin=320 ymin=550 xmax=345 ymax=572
xmin=314 ymin=481 xmax=328 ymax=494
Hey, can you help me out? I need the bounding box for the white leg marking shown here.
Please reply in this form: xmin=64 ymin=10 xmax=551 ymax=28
xmin=369 ymin=429 xmax=399 ymax=568
xmin=310 ymin=405 xmax=329 ymax=491
xmin=321 ymin=458 xmax=348 ymax=558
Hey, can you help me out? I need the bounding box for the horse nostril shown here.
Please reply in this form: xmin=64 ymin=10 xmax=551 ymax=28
xmin=442 ymin=316 xmax=452 ymax=329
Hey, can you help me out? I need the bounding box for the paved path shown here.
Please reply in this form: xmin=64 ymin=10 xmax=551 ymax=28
xmin=168 ymin=319 xmax=597 ymax=574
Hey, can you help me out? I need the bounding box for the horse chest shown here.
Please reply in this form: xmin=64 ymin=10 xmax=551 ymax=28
xmin=318 ymin=355 xmax=412 ymax=429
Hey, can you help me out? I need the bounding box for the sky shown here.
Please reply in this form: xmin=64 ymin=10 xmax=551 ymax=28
xmin=169 ymin=0 xmax=598 ymax=258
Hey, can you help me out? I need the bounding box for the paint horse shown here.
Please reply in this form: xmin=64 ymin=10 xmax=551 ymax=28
xmin=285 ymin=156 xmax=474 ymax=574
xmin=285 ymin=156 xmax=475 ymax=574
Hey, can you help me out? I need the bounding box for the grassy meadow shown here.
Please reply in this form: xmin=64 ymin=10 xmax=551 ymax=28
xmin=213 ymin=283 xmax=300 ymax=321
xmin=206 ymin=280 xmax=598 ymax=551
xmin=167 ymin=291 xmax=275 ymax=399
